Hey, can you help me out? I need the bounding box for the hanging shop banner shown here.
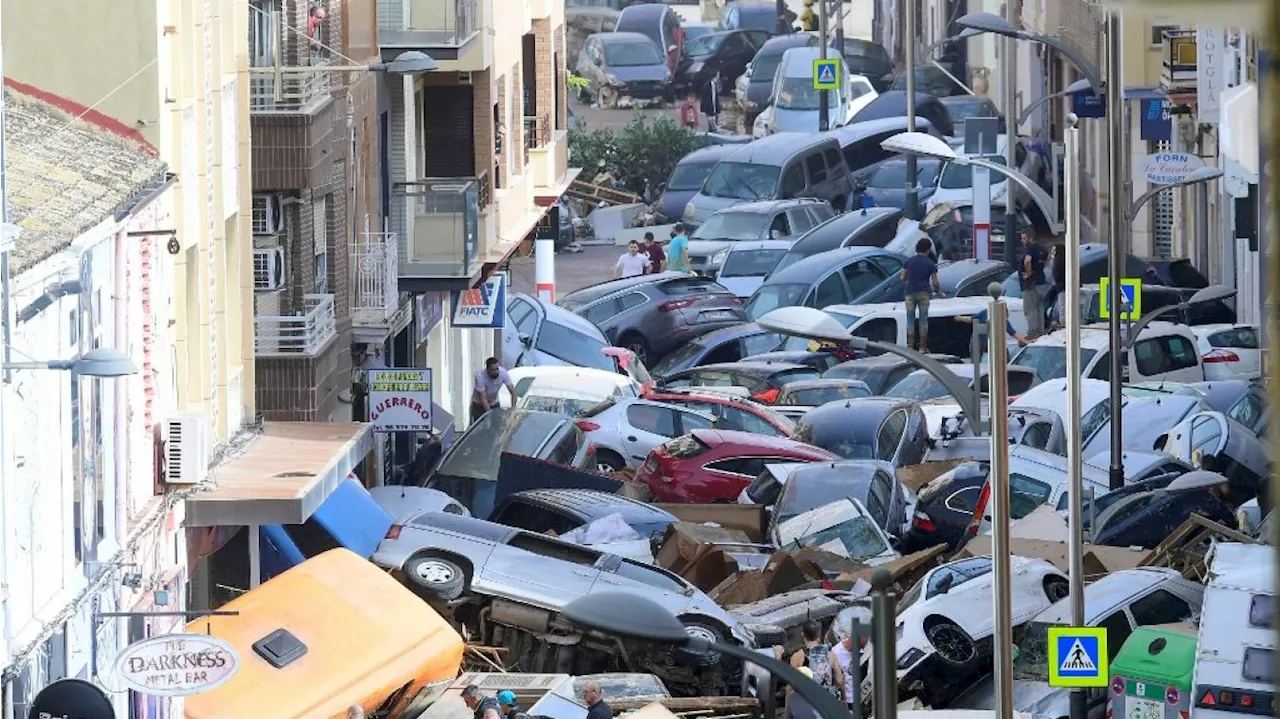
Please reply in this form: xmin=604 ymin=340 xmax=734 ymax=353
xmin=450 ymin=272 xmax=507 ymax=328
xmin=28 ymin=678 xmax=116 ymax=719
xmin=1138 ymin=152 xmax=1206 ymax=185
xmin=114 ymin=633 xmax=240 ymax=697
xmin=1139 ymin=98 xmax=1173 ymax=142
xmin=367 ymin=368 xmax=433 ymax=432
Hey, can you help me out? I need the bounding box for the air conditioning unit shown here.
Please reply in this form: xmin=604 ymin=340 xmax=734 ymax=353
xmin=253 ymin=247 xmax=286 ymax=292
xmin=252 ymin=193 xmax=284 ymax=235
xmin=164 ymin=411 xmax=210 ymax=485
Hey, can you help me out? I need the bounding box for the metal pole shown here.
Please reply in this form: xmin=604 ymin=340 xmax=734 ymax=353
xmin=1105 ymin=9 xmax=1126 ymax=490
xmin=903 ymin=0 xmax=919 ymax=220
xmin=1063 ymin=113 xmax=1088 ymax=719
xmin=776 ymin=0 xmax=789 ymax=35
xmin=1002 ymin=35 xmax=1018 ymax=266
xmin=987 ymin=291 xmax=1014 ymax=719
xmin=870 ymin=568 xmax=898 ymax=719
xmin=1195 ymin=181 xmax=1211 ymax=274
xmin=818 ymin=0 xmax=830 ymax=132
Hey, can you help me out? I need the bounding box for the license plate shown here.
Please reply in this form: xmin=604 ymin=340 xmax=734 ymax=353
xmin=700 ymin=310 xmax=737 ymax=321
xmin=1125 ymin=696 xmax=1164 ymax=719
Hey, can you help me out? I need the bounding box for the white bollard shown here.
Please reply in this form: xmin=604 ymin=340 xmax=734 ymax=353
xmin=535 ymin=238 xmax=556 ymax=303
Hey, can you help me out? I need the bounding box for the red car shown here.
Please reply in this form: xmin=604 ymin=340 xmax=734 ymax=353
xmin=641 ymin=387 xmax=797 ymax=438
xmin=638 ymin=429 xmax=840 ymax=503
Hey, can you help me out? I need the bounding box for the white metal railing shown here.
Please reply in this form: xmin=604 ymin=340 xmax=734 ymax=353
xmin=249 ymin=59 xmax=333 ymax=112
xmin=255 ymin=293 xmax=337 ymax=356
xmin=351 ymin=225 xmax=400 ymax=324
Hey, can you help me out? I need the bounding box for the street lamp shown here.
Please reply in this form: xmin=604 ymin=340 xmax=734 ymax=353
xmin=920 ymin=27 xmax=983 ymax=60
xmin=1016 ymin=78 xmax=1094 ymax=127
xmin=1123 ymin=285 xmax=1239 ymax=347
xmin=4 ymin=348 xmax=139 ymax=378
xmin=1127 ymin=166 xmax=1225 ymax=222
xmin=955 ymin=12 xmax=1104 ymax=96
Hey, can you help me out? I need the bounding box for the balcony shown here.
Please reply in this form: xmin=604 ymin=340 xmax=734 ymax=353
xmin=1161 ymin=30 xmax=1198 ymax=92
xmin=249 ymin=58 xmax=334 ymax=113
xmin=395 ymin=173 xmax=490 ymax=286
xmin=380 ymin=0 xmax=480 ymax=55
xmin=351 ymin=230 xmax=400 ymax=327
xmin=528 ymin=119 xmax=577 ymax=200
xmin=255 ymin=294 xmax=338 ymax=357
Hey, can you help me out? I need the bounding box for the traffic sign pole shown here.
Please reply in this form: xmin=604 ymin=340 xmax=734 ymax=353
xmin=817 ymin=0 xmax=830 ymax=132
xmin=1064 ymin=117 xmax=1088 ymax=719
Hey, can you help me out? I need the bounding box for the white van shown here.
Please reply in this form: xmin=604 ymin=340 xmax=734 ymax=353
xmin=1011 ymin=321 xmax=1205 ymax=385
xmin=753 ymin=47 xmax=875 ymax=135
xmin=1192 ymin=542 xmax=1276 ymax=719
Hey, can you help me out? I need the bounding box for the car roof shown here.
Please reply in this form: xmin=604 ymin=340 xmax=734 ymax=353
xmin=558 ymin=271 xmax=711 ymax=306
xmin=722 ymin=132 xmax=838 ymax=165
xmin=827 ymin=353 xmax=959 ymax=372
xmin=786 ymin=459 xmax=887 ymax=486
xmin=601 ymin=31 xmax=656 ymax=44
xmin=780 ymin=46 xmax=827 ymax=74
xmin=804 ymin=396 xmax=912 ymax=417
xmin=708 ymin=198 xmax=824 ymax=215
xmin=936 ymin=258 xmax=1010 ymax=282
xmin=758 ymin=33 xmax=817 ymax=56
xmin=939 ymin=94 xmax=996 ymax=106
xmin=829 ymin=116 xmax=936 ymax=144
xmin=900 ymin=363 xmax=1036 ymax=381
xmin=679 ymin=144 xmax=739 ymax=165
xmin=1035 ymin=568 xmax=1190 ymax=624
xmin=507 ymin=488 xmax=678 ymax=522
xmin=694 ymin=360 xmax=809 ymax=374
xmin=728 ymin=239 xmax=798 ymax=252
xmin=690 ymin=428 xmax=839 ymax=456
xmin=788 ymin=207 xmax=902 ymax=254
xmin=685 ymin=321 xmax=771 ymax=346
xmin=517 ymin=292 xmax=609 ymax=337
xmin=763 ymin=246 xmax=898 ymax=284
xmin=618 ymin=3 xmax=665 ymax=20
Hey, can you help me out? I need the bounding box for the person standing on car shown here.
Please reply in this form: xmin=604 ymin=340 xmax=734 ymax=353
xmin=832 ymin=608 xmax=871 ymax=710
xmin=472 ymin=357 xmax=517 ymax=425
xmin=790 ymin=621 xmax=844 ymax=702
xmin=667 ymin=223 xmax=692 ymax=274
xmin=900 ymin=238 xmax=944 ymax=352
xmin=582 ymin=680 xmax=613 ymax=719
xmin=463 ymin=686 xmax=503 ymax=719
xmin=1019 ymin=229 xmax=1048 ymax=336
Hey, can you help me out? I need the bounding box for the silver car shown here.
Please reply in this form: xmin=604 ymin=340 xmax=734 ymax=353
xmin=578 ymin=397 xmax=719 ymax=471
xmin=372 ymin=511 xmax=755 ymax=652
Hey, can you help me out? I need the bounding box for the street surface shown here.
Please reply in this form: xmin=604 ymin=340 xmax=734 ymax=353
xmin=509 ymin=245 xmax=620 ymax=297
xmin=571 ymin=95 xmax=681 ymax=131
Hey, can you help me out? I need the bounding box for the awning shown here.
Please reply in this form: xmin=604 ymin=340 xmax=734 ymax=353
xmin=185 ymin=422 xmax=374 ymax=527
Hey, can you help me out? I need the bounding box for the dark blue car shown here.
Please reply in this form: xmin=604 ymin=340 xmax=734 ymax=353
xmin=656 ymin=145 xmax=736 ymax=222
xmin=649 ymin=322 xmax=784 ymax=378
xmin=856 ymin=155 xmax=941 ymax=217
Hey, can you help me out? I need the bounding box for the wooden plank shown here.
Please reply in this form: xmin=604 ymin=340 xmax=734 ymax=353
xmin=609 ymin=697 xmax=761 ymax=712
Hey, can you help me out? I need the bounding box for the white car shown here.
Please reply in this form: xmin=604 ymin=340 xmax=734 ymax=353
xmin=772 ymin=497 xmax=900 ymax=565
xmin=1189 ymin=323 xmax=1261 ymax=380
xmin=498 ymin=366 xmax=642 ymax=411
xmin=925 ymin=135 xmax=1045 ymax=213
xmin=1011 ymin=321 xmax=1206 ymax=385
xmin=715 ymin=239 xmax=796 ymax=298
xmin=576 ymin=397 xmax=718 ymax=470
xmin=884 ymin=555 xmax=1068 ymax=706
xmin=501 ymin=293 xmax=616 ymax=371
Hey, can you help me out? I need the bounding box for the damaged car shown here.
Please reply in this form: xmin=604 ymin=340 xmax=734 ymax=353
xmin=772 ymin=497 xmax=901 ymax=566
xmin=577 ymin=32 xmax=674 ymax=108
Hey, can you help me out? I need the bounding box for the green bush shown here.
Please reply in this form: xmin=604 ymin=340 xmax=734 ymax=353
xmin=568 ymin=110 xmax=708 ymax=196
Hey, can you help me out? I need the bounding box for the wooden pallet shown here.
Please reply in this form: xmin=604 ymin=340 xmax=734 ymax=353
xmin=1139 ymin=513 xmax=1261 ymax=581
xmin=566 ymin=178 xmax=642 ymax=206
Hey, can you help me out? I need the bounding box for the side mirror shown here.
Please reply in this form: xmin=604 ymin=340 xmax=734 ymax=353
xmin=519 ymin=333 xmax=533 ymax=347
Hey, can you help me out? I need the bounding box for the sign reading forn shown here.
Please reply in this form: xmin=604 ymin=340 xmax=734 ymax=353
xmin=114 ymin=633 xmax=240 ymax=697
xmin=1139 ymin=152 xmax=1206 ymax=185
xmin=367 ymin=368 xmax=434 ymax=432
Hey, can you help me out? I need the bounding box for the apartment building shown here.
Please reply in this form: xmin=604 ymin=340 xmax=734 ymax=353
xmin=380 ymin=0 xmax=578 ymax=425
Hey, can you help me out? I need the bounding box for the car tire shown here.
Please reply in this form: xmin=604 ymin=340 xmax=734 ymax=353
xmin=404 ymin=556 xmax=467 ymax=601
xmin=620 ymin=334 xmax=650 ymax=365
xmin=595 ymin=449 xmax=626 ymax=473
xmin=676 ymin=619 xmax=728 ymax=667
xmin=923 ymin=617 xmax=976 ymax=667
xmin=1043 ymin=576 xmax=1070 ymax=603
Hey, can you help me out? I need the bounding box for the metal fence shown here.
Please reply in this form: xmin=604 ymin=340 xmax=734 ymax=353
xmin=254 ymin=293 xmax=338 ymax=356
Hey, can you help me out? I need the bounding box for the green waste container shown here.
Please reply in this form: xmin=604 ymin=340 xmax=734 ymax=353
xmin=1108 ymin=625 xmax=1197 ymax=719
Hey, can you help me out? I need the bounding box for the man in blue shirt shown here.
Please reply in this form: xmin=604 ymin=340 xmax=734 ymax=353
xmin=957 ymin=307 xmax=1028 ymax=362
xmin=667 ymin=223 xmax=691 ymax=274
xmin=899 ymin=238 xmax=944 ymax=351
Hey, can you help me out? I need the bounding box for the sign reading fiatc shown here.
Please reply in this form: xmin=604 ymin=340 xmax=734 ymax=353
xmin=114 ymin=633 xmax=240 ymax=697
xmin=367 ymin=368 xmax=434 ymax=432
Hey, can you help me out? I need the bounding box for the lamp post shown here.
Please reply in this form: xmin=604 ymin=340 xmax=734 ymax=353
xmin=4 ymin=348 xmax=139 ymax=377
xmin=1063 ymin=112 xmax=1087 ymax=719
xmin=986 ymin=281 xmax=1014 ymax=719
xmin=1016 ymin=78 xmax=1094 ymax=127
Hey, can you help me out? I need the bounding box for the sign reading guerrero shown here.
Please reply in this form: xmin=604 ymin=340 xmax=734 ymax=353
xmin=114 ymin=633 xmax=240 ymax=697
xmin=367 ymin=368 xmax=433 ymax=432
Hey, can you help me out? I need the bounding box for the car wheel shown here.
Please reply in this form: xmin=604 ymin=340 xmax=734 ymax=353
xmin=620 ymin=334 xmax=650 ymax=365
xmin=595 ymin=449 xmax=626 ymax=473
xmin=1044 ymin=576 xmax=1070 ymax=603
xmin=923 ymin=618 xmax=976 ymax=666
xmin=675 ymin=619 xmax=727 ymax=667
xmin=404 ymin=556 xmax=467 ymax=600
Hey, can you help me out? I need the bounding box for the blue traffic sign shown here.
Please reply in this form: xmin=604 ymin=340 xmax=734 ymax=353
xmin=1047 ymin=626 xmax=1109 ymax=688
xmin=1098 ymin=277 xmax=1142 ymax=320
xmin=813 ymin=58 xmax=840 ymax=90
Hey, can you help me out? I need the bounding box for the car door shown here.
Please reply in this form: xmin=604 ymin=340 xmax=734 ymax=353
xmin=870 ymin=468 xmax=906 ymax=536
xmin=482 ymin=532 xmax=604 ymax=604
xmin=841 ymin=258 xmax=889 ymax=302
xmin=621 ymin=401 xmax=688 ymax=463
xmin=875 ymin=409 xmax=907 ymax=465
xmin=808 ymin=271 xmax=850 ymax=309
xmin=702 ymin=455 xmax=779 ymax=498
xmin=786 ymin=207 xmax=816 ymax=236
xmin=718 ymin=31 xmax=754 ymax=78
xmin=504 ymin=296 xmax=540 ymax=366
xmin=595 ymin=556 xmax=692 ymax=616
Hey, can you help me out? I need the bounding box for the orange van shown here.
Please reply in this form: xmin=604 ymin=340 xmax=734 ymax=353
xmin=185 ymin=548 xmax=464 ymax=718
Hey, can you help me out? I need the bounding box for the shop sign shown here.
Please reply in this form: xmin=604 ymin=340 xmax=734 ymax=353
xmin=416 ymin=291 xmax=444 ymax=344
xmin=1138 ymin=152 xmax=1206 ymax=185
xmin=367 ymin=368 xmax=433 ymax=432
xmin=450 ymin=273 xmax=507 ymax=328
xmin=29 ymin=678 xmax=115 ymax=719
xmin=114 ymin=633 xmax=240 ymax=697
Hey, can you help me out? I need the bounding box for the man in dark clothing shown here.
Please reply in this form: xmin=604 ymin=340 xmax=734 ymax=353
xmin=645 ymin=231 xmax=666 ymax=273
xmin=899 ymin=238 xmax=944 ymax=351
xmin=956 ymin=308 xmax=1028 ymax=363
xmin=582 ymin=680 xmax=613 ymax=719
xmin=700 ymin=73 xmax=720 ymax=132
xmin=1019 ymin=230 xmax=1048 ymax=336
xmin=463 ymin=685 xmax=502 ymax=719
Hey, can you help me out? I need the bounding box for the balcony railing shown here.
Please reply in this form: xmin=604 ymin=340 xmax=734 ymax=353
xmin=249 ymin=58 xmax=334 ymax=112
xmin=351 ymin=228 xmax=400 ymax=325
xmin=255 ymin=294 xmax=338 ymax=356
xmin=395 ymin=173 xmax=490 ymax=277
xmin=524 ymin=114 xmax=550 ymax=150
xmin=1161 ymin=29 xmax=1198 ymax=90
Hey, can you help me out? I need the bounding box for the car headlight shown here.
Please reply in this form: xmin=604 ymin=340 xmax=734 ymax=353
xmin=897 ymin=647 xmax=924 ymax=671
xmin=711 ymin=250 xmax=728 ymax=267
xmin=683 ymin=203 xmax=696 ymax=220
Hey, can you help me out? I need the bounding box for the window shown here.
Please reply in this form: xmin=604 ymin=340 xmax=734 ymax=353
xmin=312 ymin=196 xmax=329 ymax=294
xmin=1189 ymin=416 xmax=1223 ymax=456
xmin=866 ymin=471 xmax=893 ymax=527
xmin=1129 ymin=589 xmax=1194 ymax=626
xmin=824 ymin=148 xmax=845 ymax=172
xmin=805 ymin=154 xmax=828 ymax=184
xmin=813 ymin=273 xmax=848 ymax=308
xmin=876 ymin=410 xmax=907 ymax=461
xmin=848 ymin=216 xmax=900 ymax=248
xmin=1243 ymin=647 xmax=1275 ymax=683
xmin=842 ymin=260 xmax=885 ymax=299
xmin=509 ymin=533 xmax=601 ymax=565
xmin=548 ymin=427 xmax=587 ymax=465
xmin=1097 ymin=611 xmax=1133 ymax=661
xmin=619 ymin=292 xmax=648 ymax=312
xmin=691 ymin=369 xmax=736 ymax=386
xmin=1249 ymin=594 xmax=1273 ymax=628
xmin=1088 ymin=355 xmax=1111 ymax=380
xmin=1020 ymin=422 xmax=1053 ymax=450
xmin=678 ymin=410 xmax=716 ymax=433
xmin=707 ymin=457 xmax=768 ymax=477
xmin=853 ymin=317 xmax=896 ymax=344
xmin=509 ymin=298 xmax=538 ymax=334
xmin=1007 ymin=473 xmax=1053 ymax=518
xmin=493 ymin=501 xmax=580 ymax=535
xmin=944 ymin=487 xmax=980 ymax=513
xmin=1228 ymin=391 xmax=1266 ymax=432
xmin=1149 ymin=21 xmax=1181 ymax=48
xmin=779 ymin=164 xmax=806 ymax=198
xmin=869 ymin=254 xmax=903 ymax=277
xmin=582 ymin=297 xmax=623 ymax=324
xmin=1208 ymin=326 xmax=1259 ymax=349
xmin=613 ymin=560 xmax=689 ymax=594
xmin=1007 ymin=371 xmax=1037 ymax=396
xmin=742 ymin=332 xmax=783 ymax=356
xmin=281 ymin=518 xmax=342 ymax=558
xmin=768 ymin=213 xmax=792 ymax=239
xmin=627 ymin=404 xmax=679 ymax=436
xmin=729 ymin=373 xmax=768 ymax=392
xmin=722 ymin=407 xmax=783 ymax=436
xmin=1133 ymin=336 xmax=1198 ymax=376
xmin=787 ymin=208 xmax=815 ymax=234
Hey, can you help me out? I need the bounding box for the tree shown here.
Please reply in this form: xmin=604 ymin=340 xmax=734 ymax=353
xmin=568 ymin=110 xmax=708 ymax=196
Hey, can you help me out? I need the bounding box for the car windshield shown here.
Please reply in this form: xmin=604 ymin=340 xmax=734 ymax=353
xmin=536 ymin=321 xmax=614 ymax=370
xmin=521 ymin=395 xmax=606 ymax=416
xmin=776 ymin=474 xmax=862 ymax=524
xmin=776 ymin=77 xmax=824 ymax=111
xmin=721 ymin=248 xmax=788 ymax=277
xmin=786 ymin=384 xmax=870 ymax=405
xmin=751 ymin=52 xmax=786 ymax=81
xmin=737 ymin=9 xmax=774 ymax=30
xmin=693 ymin=212 xmax=767 ymax=241
xmin=667 ymin=161 xmax=719 ymax=192
xmin=1012 ymin=621 xmax=1057 ymax=681
xmin=433 ymin=408 xmax=566 ymax=491
xmin=651 ymin=339 xmax=714 ymax=376
xmin=898 ymin=578 xmax=925 ymax=613
xmin=784 ymin=515 xmax=889 ymax=560
xmin=684 ymin=33 xmax=724 ymax=57
xmin=1012 ymin=346 xmax=1099 ymax=382
xmin=604 ymin=41 xmax=664 ymax=66
xmin=703 ymin=162 xmax=780 ymax=200
xmin=885 ymin=372 xmax=951 ymax=401
xmin=869 ymin=159 xmax=939 ymax=188
xmin=781 ymin=312 xmax=861 ymax=351
xmin=938 ymin=155 xmax=1007 ymax=190
xmin=745 ymin=283 xmax=807 ymax=319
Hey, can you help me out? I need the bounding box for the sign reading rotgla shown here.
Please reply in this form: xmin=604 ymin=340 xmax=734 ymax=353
xmin=114 ymin=633 xmax=240 ymax=697
xmin=367 ymin=368 xmax=433 ymax=432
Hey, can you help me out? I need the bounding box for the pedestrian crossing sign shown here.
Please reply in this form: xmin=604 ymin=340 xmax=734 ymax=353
xmin=1098 ymin=276 xmax=1142 ymax=320
xmin=813 ymin=58 xmax=841 ymax=90
xmin=1047 ymin=626 xmax=1109 ymax=688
